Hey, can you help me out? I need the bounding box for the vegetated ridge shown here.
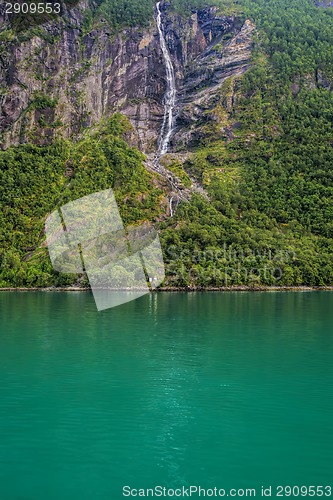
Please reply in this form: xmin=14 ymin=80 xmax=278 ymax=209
xmin=0 ymin=0 xmax=333 ymax=288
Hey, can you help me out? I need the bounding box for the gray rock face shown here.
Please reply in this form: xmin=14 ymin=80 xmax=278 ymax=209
xmin=314 ymin=0 xmax=333 ymax=6
xmin=174 ymin=17 xmax=255 ymax=149
xmin=0 ymin=0 xmax=166 ymax=150
xmin=0 ymin=0 xmax=254 ymax=152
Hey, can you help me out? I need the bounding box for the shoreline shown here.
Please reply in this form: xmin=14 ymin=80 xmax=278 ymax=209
xmin=1 ymin=286 xmax=333 ymax=292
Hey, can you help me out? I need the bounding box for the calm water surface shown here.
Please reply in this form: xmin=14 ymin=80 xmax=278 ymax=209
xmin=0 ymin=292 xmax=332 ymax=499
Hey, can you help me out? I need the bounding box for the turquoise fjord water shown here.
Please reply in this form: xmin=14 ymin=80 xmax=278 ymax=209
xmin=0 ymin=292 xmax=332 ymax=500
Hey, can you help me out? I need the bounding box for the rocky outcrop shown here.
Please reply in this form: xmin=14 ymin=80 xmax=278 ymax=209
xmin=316 ymin=69 xmax=332 ymax=90
xmin=314 ymin=0 xmax=333 ymax=6
xmin=0 ymin=0 xmax=254 ymax=152
xmin=0 ymin=0 xmax=166 ymax=150
xmin=174 ymin=18 xmax=255 ymax=149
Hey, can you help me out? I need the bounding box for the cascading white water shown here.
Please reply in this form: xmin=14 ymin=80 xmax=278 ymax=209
xmin=156 ymin=1 xmax=176 ymax=155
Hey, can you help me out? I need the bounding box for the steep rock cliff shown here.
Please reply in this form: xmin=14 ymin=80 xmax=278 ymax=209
xmin=174 ymin=17 xmax=255 ymax=149
xmin=0 ymin=1 xmax=253 ymax=153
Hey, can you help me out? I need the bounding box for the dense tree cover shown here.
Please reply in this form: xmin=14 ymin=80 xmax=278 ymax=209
xmin=160 ymin=194 xmax=333 ymax=287
xmin=0 ymin=115 xmax=163 ymax=287
xmin=85 ymin=0 xmax=241 ymax=31
xmin=158 ymin=0 xmax=333 ymax=287
xmin=242 ymin=0 xmax=333 ymax=81
xmin=83 ymin=0 xmax=192 ymax=31
xmin=93 ymin=0 xmax=155 ymax=29
xmin=1 ymin=0 xmax=242 ymax=36
xmin=171 ymin=0 xmax=241 ymax=16
xmin=1 ymin=0 xmax=333 ymax=288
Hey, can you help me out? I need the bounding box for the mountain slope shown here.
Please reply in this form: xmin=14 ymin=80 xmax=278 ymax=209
xmin=0 ymin=0 xmax=333 ymax=288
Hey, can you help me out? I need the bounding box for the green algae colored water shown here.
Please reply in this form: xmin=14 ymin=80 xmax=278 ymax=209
xmin=0 ymin=292 xmax=332 ymax=499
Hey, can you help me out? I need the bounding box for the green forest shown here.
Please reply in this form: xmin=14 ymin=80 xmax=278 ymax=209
xmin=1 ymin=0 xmax=333 ymax=288
xmin=0 ymin=115 xmax=163 ymax=287
xmin=161 ymin=0 xmax=333 ymax=287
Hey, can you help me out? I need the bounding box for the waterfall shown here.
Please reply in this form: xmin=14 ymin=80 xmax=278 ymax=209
xmin=156 ymin=1 xmax=176 ymax=155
